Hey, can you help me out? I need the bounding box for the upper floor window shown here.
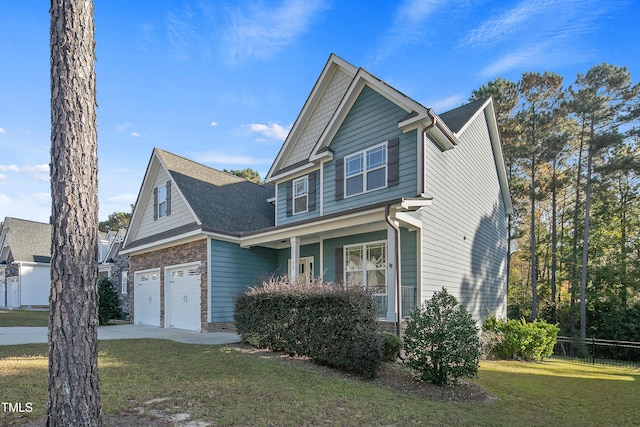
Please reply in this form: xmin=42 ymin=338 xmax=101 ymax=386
xmin=157 ymin=185 xmax=168 ymax=217
xmin=293 ymin=176 xmax=308 ymax=214
xmin=154 ymin=180 xmax=171 ymax=221
xmin=345 ymin=143 xmax=387 ymax=197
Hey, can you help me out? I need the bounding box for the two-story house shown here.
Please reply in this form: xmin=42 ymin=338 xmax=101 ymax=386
xmin=121 ymin=54 xmax=512 ymax=332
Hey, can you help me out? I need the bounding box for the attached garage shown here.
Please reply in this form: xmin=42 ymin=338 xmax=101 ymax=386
xmin=165 ymin=264 xmax=201 ymax=331
xmin=134 ymin=269 xmax=160 ymax=327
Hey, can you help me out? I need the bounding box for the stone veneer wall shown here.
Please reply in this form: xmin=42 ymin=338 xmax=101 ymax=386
xmin=128 ymin=238 xmax=209 ymax=331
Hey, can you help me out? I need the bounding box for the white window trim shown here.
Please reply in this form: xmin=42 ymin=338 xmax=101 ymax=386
xmin=157 ymin=184 xmax=168 ymax=218
xmin=121 ymin=271 xmax=129 ymax=295
xmin=344 ymin=142 xmax=388 ymax=198
xmin=292 ymin=176 xmax=309 ymax=215
xmin=343 ymin=240 xmax=386 ymax=291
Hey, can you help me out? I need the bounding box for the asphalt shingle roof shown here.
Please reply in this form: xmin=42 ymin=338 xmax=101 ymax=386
xmin=155 ymin=149 xmax=275 ymax=234
xmin=2 ymin=217 xmax=51 ymax=263
xmin=439 ymin=97 xmax=490 ymax=134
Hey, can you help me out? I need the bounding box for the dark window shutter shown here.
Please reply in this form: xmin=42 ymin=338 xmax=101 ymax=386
xmin=388 ymin=137 xmax=400 ymax=186
xmin=286 ymin=180 xmax=293 ymax=217
xmin=334 ymin=247 xmax=344 ymax=285
xmin=153 ymin=187 xmax=158 ymax=221
xmin=335 ymin=158 xmax=344 ymax=200
xmin=308 ymin=172 xmax=316 ymax=211
xmin=165 ymin=180 xmax=172 ymax=216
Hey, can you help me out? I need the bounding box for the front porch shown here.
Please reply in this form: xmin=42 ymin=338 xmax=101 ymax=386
xmin=241 ymin=203 xmax=424 ymax=323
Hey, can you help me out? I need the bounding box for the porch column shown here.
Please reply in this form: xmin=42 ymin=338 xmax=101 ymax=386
xmin=290 ymin=236 xmax=300 ymax=283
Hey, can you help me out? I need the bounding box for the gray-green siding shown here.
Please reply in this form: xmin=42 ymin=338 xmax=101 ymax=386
xmin=418 ymin=110 xmax=508 ymax=321
xmin=209 ymin=240 xmax=278 ymax=322
xmin=323 ymin=86 xmax=418 ymax=215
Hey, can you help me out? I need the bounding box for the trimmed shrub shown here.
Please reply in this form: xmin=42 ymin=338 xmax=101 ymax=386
xmin=381 ymin=332 xmax=402 ymax=361
xmin=403 ymin=288 xmax=481 ymax=385
xmin=98 ymin=276 xmax=122 ymax=326
xmin=234 ymin=276 xmax=383 ymax=378
xmin=483 ymin=316 xmax=559 ymax=361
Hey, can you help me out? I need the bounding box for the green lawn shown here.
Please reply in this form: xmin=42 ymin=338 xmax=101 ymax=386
xmin=0 ymin=310 xmax=49 ymax=327
xmin=1 ymin=340 xmax=639 ymax=426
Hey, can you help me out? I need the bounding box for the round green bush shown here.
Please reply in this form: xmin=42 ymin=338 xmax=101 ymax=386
xmin=403 ymin=288 xmax=481 ymax=385
xmin=381 ymin=332 xmax=402 ymax=361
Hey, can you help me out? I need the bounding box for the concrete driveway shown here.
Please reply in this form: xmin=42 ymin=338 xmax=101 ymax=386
xmin=0 ymin=324 xmax=240 ymax=346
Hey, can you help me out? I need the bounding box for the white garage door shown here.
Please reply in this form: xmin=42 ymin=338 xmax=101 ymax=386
xmin=165 ymin=265 xmax=201 ymax=331
xmin=0 ymin=280 xmax=6 ymax=307
xmin=7 ymin=277 xmax=20 ymax=308
xmin=134 ymin=270 xmax=160 ymax=327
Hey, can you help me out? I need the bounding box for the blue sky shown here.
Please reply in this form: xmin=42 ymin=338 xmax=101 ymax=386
xmin=0 ymin=0 xmax=638 ymax=223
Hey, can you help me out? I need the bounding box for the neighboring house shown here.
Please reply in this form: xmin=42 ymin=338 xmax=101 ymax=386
xmin=98 ymin=229 xmax=130 ymax=315
xmin=121 ymin=53 xmax=512 ymax=332
xmin=0 ymin=217 xmax=51 ymax=308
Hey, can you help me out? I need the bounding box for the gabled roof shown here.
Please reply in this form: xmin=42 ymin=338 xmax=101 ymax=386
xmin=440 ymin=96 xmax=513 ymax=215
xmin=439 ymin=96 xmax=491 ymax=135
xmin=266 ymin=54 xmax=459 ymax=182
xmin=124 ymin=149 xmax=275 ymax=250
xmin=0 ymin=217 xmax=51 ymax=264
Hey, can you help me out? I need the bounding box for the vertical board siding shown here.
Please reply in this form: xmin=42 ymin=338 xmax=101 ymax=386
xmin=210 ymin=240 xmax=278 ymax=322
xmin=420 ymin=112 xmax=508 ymax=321
xmin=137 ymin=168 xmax=196 ymax=241
xmin=323 ymin=86 xmax=417 ymax=216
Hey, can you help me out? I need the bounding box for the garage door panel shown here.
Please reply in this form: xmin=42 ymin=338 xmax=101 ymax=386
xmin=134 ymin=270 xmax=160 ymax=327
xmin=166 ymin=266 xmax=201 ymax=331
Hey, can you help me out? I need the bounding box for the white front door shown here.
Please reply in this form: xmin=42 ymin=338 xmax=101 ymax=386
xmin=165 ymin=265 xmax=201 ymax=331
xmin=134 ymin=270 xmax=160 ymax=327
xmin=7 ymin=276 xmax=19 ymax=308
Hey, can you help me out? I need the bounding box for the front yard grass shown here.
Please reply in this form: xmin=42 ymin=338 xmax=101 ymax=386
xmin=0 ymin=310 xmax=48 ymax=327
xmin=2 ymin=340 xmax=639 ymax=426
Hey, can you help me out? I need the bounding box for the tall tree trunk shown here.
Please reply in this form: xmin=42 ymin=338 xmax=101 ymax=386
xmin=48 ymin=1 xmax=101 ymax=426
xmin=580 ymin=145 xmax=594 ymax=340
xmin=569 ymin=124 xmax=585 ymax=339
xmin=551 ymin=161 xmax=558 ymax=324
xmin=530 ymin=149 xmax=538 ymax=319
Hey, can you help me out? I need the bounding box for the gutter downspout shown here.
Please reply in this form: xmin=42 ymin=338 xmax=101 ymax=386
xmin=385 ymin=204 xmax=402 ymax=338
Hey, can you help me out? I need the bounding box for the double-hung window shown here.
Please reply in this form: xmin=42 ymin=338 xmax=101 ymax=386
xmin=293 ymin=176 xmax=308 ymax=214
xmin=345 ymin=143 xmax=387 ymax=197
xmin=345 ymin=241 xmax=387 ymax=317
xmin=157 ymin=184 xmax=168 ymax=218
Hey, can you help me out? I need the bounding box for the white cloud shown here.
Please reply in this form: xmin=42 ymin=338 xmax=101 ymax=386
xmin=210 ymin=121 xmax=218 ymax=127
xmin=0 ymin=127 xmax=6 ymax=134
xmin=427 ymin=95 xmax=466 ymax=113
xmin=0 ymin=174 xmax=6 ymax=180
xmin=371 ymin=0 xmax=445 ymax=64
xmin=249 ymin=122 xmax=291 ymax=141
xmin=0 ymin=164 xmax=20 ymax=173
xmin=130 ymin=132 xmax=141 ymax=138
xmin=116 ymin=122 xmax=133 ymax=132
xmin=0 ymin=164 xmax=49 ymax=181
xmin=222 ymin=0 xmax=328 ymax=65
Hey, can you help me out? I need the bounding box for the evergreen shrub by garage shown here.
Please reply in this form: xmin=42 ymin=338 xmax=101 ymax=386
xmin=234 ymin=277 xmax=383 ymax=378
xmin=98 ymin=276 xmax=122 ymax=326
